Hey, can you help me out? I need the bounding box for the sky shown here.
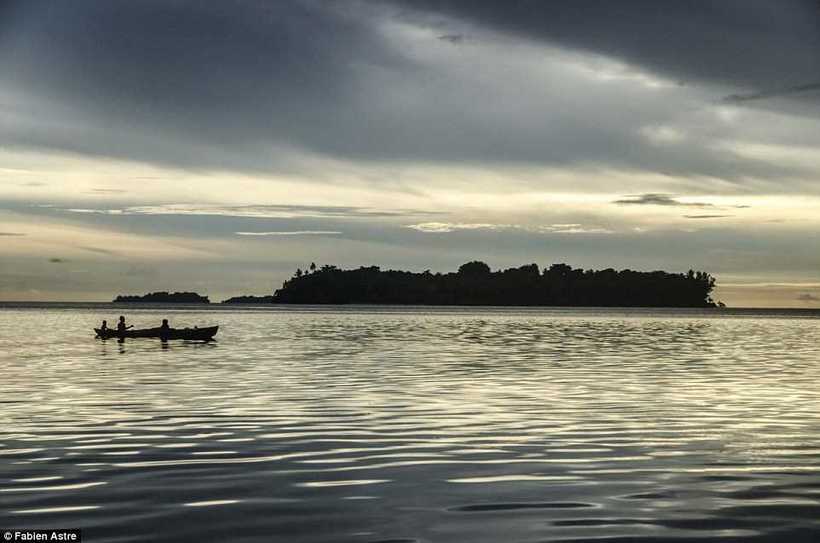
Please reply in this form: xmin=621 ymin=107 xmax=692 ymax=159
xmin=2 ymin=0 xmax=820 ymax=306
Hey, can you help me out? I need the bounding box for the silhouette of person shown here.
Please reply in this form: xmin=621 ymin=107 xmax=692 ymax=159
xmin=117 ymin=316 xmax=132 ymax=338
xmin=160 ymin=319 xmax=170 ymax=341
xmin=100 ymin=320 xmax=108 ymax=333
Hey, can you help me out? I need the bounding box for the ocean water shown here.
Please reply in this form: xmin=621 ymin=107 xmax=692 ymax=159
xmin=3 ymin=305 xmax=820 ymax=542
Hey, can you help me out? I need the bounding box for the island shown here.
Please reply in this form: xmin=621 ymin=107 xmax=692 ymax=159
xmin=222 ymin=295 xmax=276 ymax=304
xmin=113 ymin=291 xmax=211 ymax=303
xmin=234 ymin=261 xmax=717 ymax=307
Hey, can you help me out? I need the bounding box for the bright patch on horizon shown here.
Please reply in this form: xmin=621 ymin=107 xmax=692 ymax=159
xmin=63 ymin=204 xmax=437 ymax=220
xmin=406 ymin=223 xmax=613 ymax=234
xmin=538 ymin=225 xmax=614 ymax=234
xmin=406 ymin=222 xmax=507 ymax=233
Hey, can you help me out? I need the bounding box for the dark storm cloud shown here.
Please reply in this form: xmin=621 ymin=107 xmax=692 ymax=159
xmin=0 ymin=0 xmax=404 ymax=168
xmin=683 ymin=214 xmax=732 ymax=220
xmin=384 ymin=0 xmax=820 ymax=100
xmin=0 ymin=0 xmax=818 ymax=183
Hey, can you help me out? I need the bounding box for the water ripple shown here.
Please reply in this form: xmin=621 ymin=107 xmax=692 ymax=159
xmin=2 ymin=306 xmax=820 ymax=541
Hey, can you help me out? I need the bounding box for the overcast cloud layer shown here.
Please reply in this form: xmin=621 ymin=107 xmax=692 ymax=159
xmin=2 ymin=1 xmax=820 ymax=305
xmin=1 ymin=0 xmax=819 ymax=181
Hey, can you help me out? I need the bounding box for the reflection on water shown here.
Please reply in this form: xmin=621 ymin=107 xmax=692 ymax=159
xmin=2 ymin=306 xmax=820 ymax=542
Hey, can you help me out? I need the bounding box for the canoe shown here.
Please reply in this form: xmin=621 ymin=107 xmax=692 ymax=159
xmin=94 ymin=326 xmax=218 ymax=341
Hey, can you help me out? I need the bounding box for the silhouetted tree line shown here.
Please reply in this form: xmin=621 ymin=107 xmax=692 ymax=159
xmin=270 ymin=262 xmax=718 ymax=307
xmin=114 ymin=291 xmax=210 ymax=303
xmin=222 ymin=294 xmax=276 ymax=304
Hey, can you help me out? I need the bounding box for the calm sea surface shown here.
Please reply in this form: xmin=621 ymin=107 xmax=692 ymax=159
xmin=3 ymin=305 xmax=820 ymax=542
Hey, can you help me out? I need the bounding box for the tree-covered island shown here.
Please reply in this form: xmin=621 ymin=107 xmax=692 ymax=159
xmin=222 ymin=295 xmax=276 ymax=304
xmin=113 ymin=291 xmax=210 ymax=303
xmin=254 ymin=262 xmax=718 ymax=307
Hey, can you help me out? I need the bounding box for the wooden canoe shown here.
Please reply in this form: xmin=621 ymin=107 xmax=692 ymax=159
xmin=94 ymin=326 xmax=218 ymax=341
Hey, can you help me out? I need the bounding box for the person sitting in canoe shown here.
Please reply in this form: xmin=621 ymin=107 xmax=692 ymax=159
xmin=117 ymin=316 xmax=133 ymax=336
xmin=159 ymin=319 xmax=170 ymax=341
xmin=99 ymin=320 xmax=109 ymax=333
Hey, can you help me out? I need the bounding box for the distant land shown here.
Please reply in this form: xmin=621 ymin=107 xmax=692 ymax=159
xmin=226 ymin=262 xmax=719 ymax=307
xmin=222 ymin=295 xmax=276 ymax=304
xmin=113 ymin=291 xmax=211 ymax=304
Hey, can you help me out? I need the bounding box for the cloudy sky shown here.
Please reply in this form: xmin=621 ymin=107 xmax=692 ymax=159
xmin=2 ymin=0 xmax=820 ymax=305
